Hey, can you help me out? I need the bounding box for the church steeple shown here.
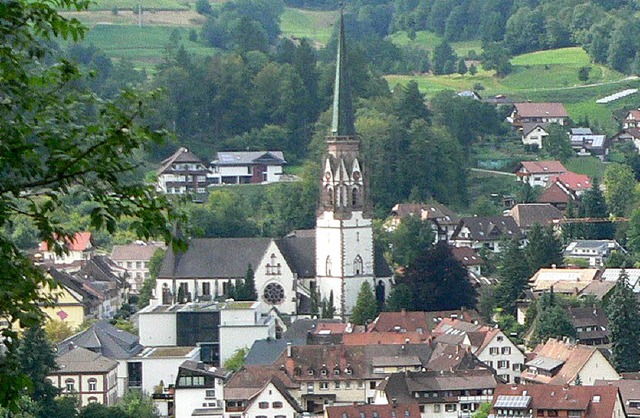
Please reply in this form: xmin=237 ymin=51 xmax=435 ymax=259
xmin=330 ymin=8 xmax=355 ymax=137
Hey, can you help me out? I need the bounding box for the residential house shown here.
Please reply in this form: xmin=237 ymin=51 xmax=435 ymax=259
xmin=450 ymin=215 xmax=523 ymax=253
xmin=374 ymin=369 xmax=499 ymax=418
xmin=528 ymin=268 xmax=601 ymax=298
xmin=370 ymin=310 xmax=431 ymax=334
xmin=564 ymin=240 xmax=625 ymax=267
xmin=276 ymin=343 xmax=435 ymax=411
xmin=600 ymin=268 xmax=640 ymax=292
xmin=458 ymin=90 xmax=482 ymax=101
xmin=76 ymin=256 xmax=128 ymax=319
xmin=174 ymin=360 xmax=229 ymax=418
xmin=127 ymin=346 xmax=200 ymax=396
xmin=388 ymin=203 xmax=460 ymax=243
xmin=432 ymin=319 xmax=525 ymax=384
xmin=515 ymin=161 xmax=567 ymax=188
xmin=49 ymin=346 xmax=119 ymax=406
xmin=58 ymin=320 xmax=144 ymax=398
xmin=451 ymin=247 xmax=485 ymax=282
xmin=520 ymin=338 xmax=620 ymax=386
xmin=567 ymin=307 xmax=610 ymax=346
xmin=623 ymin=109 xmax=640 ymax=129
xmin=138 ymin=301 xmax=280 ymax=366
xmin=489 ymin=383 xmax=624 ymax=418
xmin=520 ymin=122 xmax=549 ymax=149
xmin=551 ymin=172 xmax=592 ymax=197
xmin=509 ymin=103 xmax=569 ymax=127
xmin=537 ymin=181 xmax=578 ymax=211
xmin=507 ymin=203 xmax=563 ymax=236
xmin=208 ymin=151 xmax=286 ymax=185
xmin=157 ymin=147 xmax=210 ymax=195
xmin=596 ymin=379 xmax=640 ymax=418
xmin=45 ymin=268 xmax=101 ymax=329
xmin=611 ymin=128 xmax=640 ymax=153
xmin=325 ymin=402 xmax=421 ymax=418
xmin=37 ymin=231 xmax=93 ymax=266
xmin=569 ymin=133 xmax=609 ymax=159
xmin=111 ymin=242 xmax=165 ymax=293
xmin=224 ymin=365 xmax=301 ymax=418
xmin=571 ymin=127 xmax=594 ymax=136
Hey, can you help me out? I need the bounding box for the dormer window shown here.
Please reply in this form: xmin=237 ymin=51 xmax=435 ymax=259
xmin=334 ymin=368 xmax=340 ymax=375
xmin=345 ymin=368 xmax=353 ymax=375
xmin=321 ymin=368 xmax=328 ymax=376
xmin=308 ymin=369 xmax=314 ymax=376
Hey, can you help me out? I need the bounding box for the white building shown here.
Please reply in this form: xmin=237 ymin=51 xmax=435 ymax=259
xmin=174 ymin=360 xmax=228 ymax=418
xmin=564 ymin=240 xmax=625 ymax=267
xmin=521 ymin=122 xmax=549 ymax=149
xmin=127 ymin=346 xmax=200 ymax=396
xmin=157 ymin=147 xmax=210 ymax=195
xmin=208 ymin=151 xmax=286 ymax=185
xmin=37 ymin=231 xmax=93 ymax=265
xmin=111 ymin=242 xmax=165 ymax=293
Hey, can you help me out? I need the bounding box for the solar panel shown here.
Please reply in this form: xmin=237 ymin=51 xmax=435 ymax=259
xmin=494 ymin=395 xmax=531 ymax=409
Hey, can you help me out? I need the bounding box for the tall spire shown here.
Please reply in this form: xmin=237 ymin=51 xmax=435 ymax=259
xmin=330 ymin=8 xmax=356 ymax=137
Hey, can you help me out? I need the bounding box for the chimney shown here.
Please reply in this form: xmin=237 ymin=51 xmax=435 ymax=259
xmin=405 ymin=338 xmax=410 ymax=345
xmin=286 ymin=342 xmax=292 ymax=358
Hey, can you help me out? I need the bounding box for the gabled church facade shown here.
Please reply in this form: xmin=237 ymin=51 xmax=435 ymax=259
xmin=153 ymin=13 xmax=392 ymax=318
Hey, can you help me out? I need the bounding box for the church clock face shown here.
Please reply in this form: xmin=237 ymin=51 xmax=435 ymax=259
xmin=325 ymin=172 xmax=331 ymax=181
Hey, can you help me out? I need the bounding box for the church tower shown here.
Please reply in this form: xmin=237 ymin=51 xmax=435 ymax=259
xmin=315 ymin=12 xmax=380 ymax=316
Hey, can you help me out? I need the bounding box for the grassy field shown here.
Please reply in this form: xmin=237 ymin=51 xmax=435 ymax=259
xmin=388 ymin=30 xmax=482 ymax=57
xmin=88 ymin=0 xmax=191 ymax=11
xmin=386 ymin=47 xmax=640 ymax=134
xmin=81 ymin=25 xmax=215 ymax=67
xmin=564 ymin=157 xmax=607 ymax=178
xmin=279 ymin=8 xmax=338 ymax=46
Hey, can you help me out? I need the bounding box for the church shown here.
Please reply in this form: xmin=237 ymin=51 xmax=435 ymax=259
xmin=153 ymin=14 xmax=393 ymax=317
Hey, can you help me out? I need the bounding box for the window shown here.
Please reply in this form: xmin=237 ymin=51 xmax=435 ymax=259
xmin=272 ymin=402 xmax=283 ymax=409
xmin=497 ymin=336 xmax=504 ymax=342
xmin=263 ymin=282 xmax=285 ymax=305
xmin=352 ymin=187 xmax=359 ymax=206
xmin=490 ymin=347 xmax=499 ymax=355
xmin=65 ymin=379 xmax=75 ymax=392
xmin=320 ymin=382 xmax=329 ymax=390
xmin=88 ymin=378 xmax=97 ymax=391
xmin=258 ymin=402 xmax=269 ymax=409
xmin=568 ymin=412 xmax=581 ymax=418
xmin=358 ymin=381 xmax=365 ymax=389
xmin=136 ymin=261 xmax=142 ymax=269
xmin=353 ymin=255 xmax=363 ymax=276
xmin=500 ymin=374 xmax=510 ymax=383
xmin=445 ymin=404 xmax=457 ymax=412
xmin=202 ymin=282 xmax=211 ymax=296
xmin=433 ymin=405 xmax=441 ymax=413
xmin=498 ymin=360 xmax=510 ymax=369
xmin=548 ymin=411 xmax=558 ymax=417
xmin=326 ymin=256 xmax=332 ymax=276
xmin=370 ymin=381 xmax=377 ymax=390
xmin=205 ymin=389 xmax=216 ymax=399
xmin=501 ymin=347 xmax=511 ymax=355
xmin=345 ymin=381 xmax=351 ymax=389
xmin=334 ymin=381 xmax=340 ymax=389
xmin=88 ymin=397 xmax=98 ymax=403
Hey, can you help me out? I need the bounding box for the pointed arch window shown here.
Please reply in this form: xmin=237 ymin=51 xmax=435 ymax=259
xmin=326 ymin=256 xmax=332 ymax=276
xmin=353 ymin=255 xmax=363 ymax=276
xmin=340 ymin=185 xmax=347 ymax=207
xmin=325 ymin=186 xmax=334 ymax=206
xmin=352 ymin=187 xmax=359 ymax=206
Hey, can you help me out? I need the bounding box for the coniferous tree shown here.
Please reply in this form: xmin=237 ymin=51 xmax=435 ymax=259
xmin=532 ymin=291 xmax=576 ymax=345
xmin=310 ymin=286 xmax=320 ymax=317
xmin=607 ymin=269 xmax=640 ymax=372
xmin=385 ymin=283 xmax=415 ymax=311
xmin=321 ymin=291 xmax=336 ymax=319
xmin=525 ymin=224 xmax=564 ymax=273
xmin=495 ymin=238 xmax=530 ymax=315
xmin=582 ymin=177 xmax=615 ymax=239
xmin=350 ymin=282 xmax=378 ymax=325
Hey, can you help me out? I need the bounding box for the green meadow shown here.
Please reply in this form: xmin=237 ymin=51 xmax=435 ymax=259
xmin=386 ymin=47 xmax=640 ymax=134
xmin=279 ymin=8 xmax=338 ymax=46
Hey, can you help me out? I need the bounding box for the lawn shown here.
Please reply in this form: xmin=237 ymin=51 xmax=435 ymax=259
xmin=280 ymin=8 xmax=338 ymax=46
xmin=564 ymin=157 xmax=606 ymax=179
xmin=89 ymin=0 xmax=191 ymax=11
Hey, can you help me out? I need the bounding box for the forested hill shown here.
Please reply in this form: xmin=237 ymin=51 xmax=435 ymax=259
xmin=291 ymin=0 xmax=640 ymax=75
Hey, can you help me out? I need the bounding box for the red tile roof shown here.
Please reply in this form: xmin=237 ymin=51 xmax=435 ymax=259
xmin=313 ymin=323 xmax=348 ymax=335
xmin=370 ymin=311 xmax=430 ymax=333
xmin=515 ymin=102 xmax=569 ymax=118
xmin=552 ymin=171 xmax=591 ymax=192
xmin=492 ymin=383 xmax=620 ymax=418
xmin=451 ymin=247 xmax=485 ymax=266
xmin=39 ymin=232 xmax=92 ymax=252
xmin=518 ymin=160 xmax=567 ymax=175
xmin=342 ymin=332 xmax=430 ymax=346
xmin=626 ymin=109 xmax=640 ymax=120
xmin=326 ymin=403 xmax=421 ymax=418
xmin=537 ymin=183 xmax=573 ymax=204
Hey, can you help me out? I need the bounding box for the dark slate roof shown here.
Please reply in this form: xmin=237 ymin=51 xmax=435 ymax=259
xmin=158 ymin=147 xmax=205 ymax=174
xmin=521 ymin=122 xmax=550 ymax=136
xmin=453 ymin=215 xmax=522 ymax=242
xmin=282 ymin=318 xmax=344 ymax=341
xmin=245 ymin=339 xmax=291 ymax=366
xmin=77 ymin=256 xmax=125 ymax=286
xmin=56 ymin=346 xmax=118 ymax=374
xmin=179 ymin=360 xmax=229 ymax=379
xmin=383 ymin=369 xmax=498 ymax=398
xmin=277 ymin=230 xmax=315 ymax=278
xmin=48 ymin=268 xmax=100 ymax=308
xmin=58 ymin=320 xmax=143 ymax=360
xmin=212 ymin=151 xmax=286 ymax=166
xmin=159 ymin=238 xmax=272 ymax=279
